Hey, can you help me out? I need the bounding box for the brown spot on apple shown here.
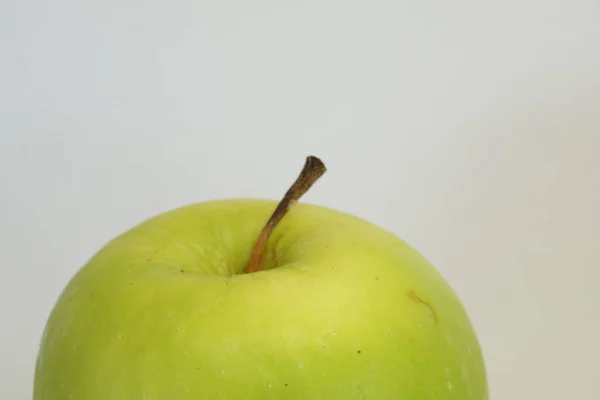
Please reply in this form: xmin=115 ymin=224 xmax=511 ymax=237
xmin=269 ymin=246 xmax=279 ymax=268
xmin=407 ymin=290 xmax=438 ymax=324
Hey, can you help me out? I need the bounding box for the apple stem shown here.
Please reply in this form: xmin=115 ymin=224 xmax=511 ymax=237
xmin=243 ymin=156 xmax=327 ymax=274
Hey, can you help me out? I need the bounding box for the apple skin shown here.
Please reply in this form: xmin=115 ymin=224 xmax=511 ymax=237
xmin=34 ymin=199 xmax=488 ymax=399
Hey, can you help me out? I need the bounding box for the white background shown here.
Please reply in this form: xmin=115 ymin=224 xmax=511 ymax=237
xmin=2 ymin=1 xmax=599 ymax=398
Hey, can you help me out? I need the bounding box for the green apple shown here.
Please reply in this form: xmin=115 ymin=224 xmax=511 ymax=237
xmin=34 ymin=157 xmax=488 ymax=399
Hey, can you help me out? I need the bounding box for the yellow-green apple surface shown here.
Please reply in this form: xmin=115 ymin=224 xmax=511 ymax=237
xmin=34 ymin=156 xmax=488 ymax=399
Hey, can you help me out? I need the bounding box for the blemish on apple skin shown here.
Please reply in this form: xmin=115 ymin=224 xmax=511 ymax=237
xmin=407 ymin=290 xmax=438 ymax=324
xmin=269 ymin=247 xmax=279 ymax=268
